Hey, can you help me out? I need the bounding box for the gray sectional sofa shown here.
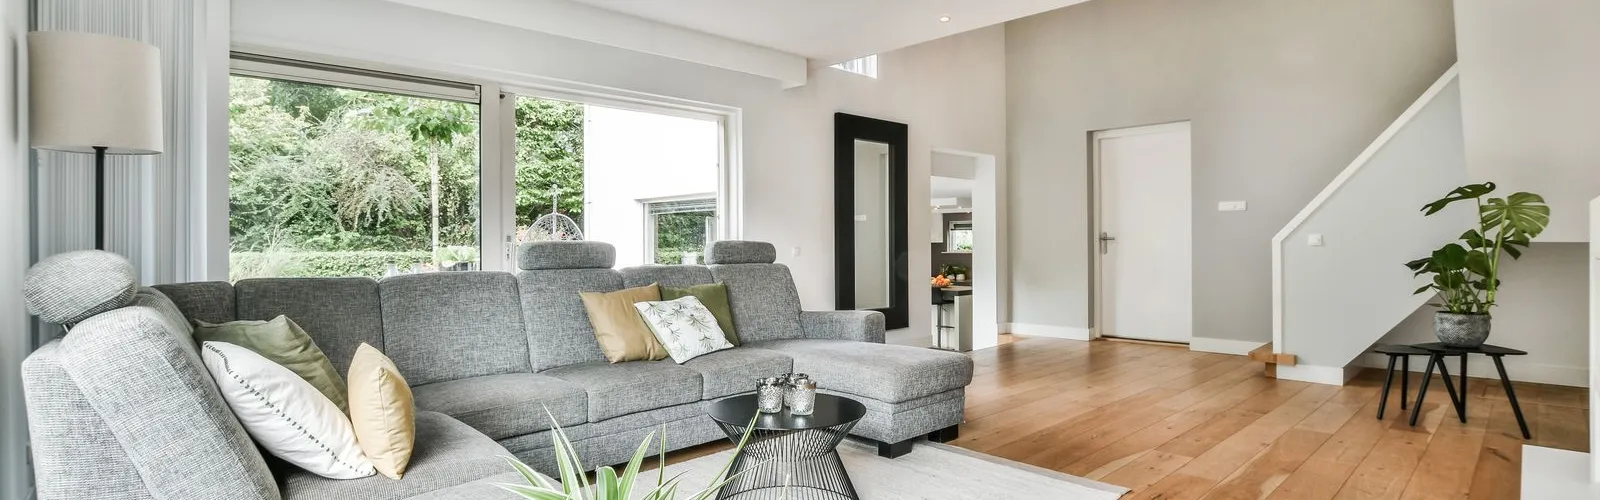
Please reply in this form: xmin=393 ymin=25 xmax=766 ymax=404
xmin=20 ymin=240 xmax=973 ymax=499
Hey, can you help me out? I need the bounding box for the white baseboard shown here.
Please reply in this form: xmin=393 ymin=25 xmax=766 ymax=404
xmin=1001 ymin=323 xmax=1092 ymax=341
xmin=1189 ymin=337 xmax=1267 ymax=356
xmin=1275 ymin=363 xmax=1362 ymax=386
xmin=1353 ymin=353 xmax=1588 ymax=388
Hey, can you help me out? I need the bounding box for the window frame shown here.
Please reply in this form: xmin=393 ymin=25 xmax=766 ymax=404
xmin=218 ymin=50 xmax=743 ymax=278
xmin=946 ymin=220 xmax=974 ymax=253
xmin=640 ymin=194 xmax=719 ymax=265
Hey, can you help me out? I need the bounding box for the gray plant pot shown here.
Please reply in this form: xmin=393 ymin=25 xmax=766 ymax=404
xmin=1435 ymin=312 xmax=1491 ymax=348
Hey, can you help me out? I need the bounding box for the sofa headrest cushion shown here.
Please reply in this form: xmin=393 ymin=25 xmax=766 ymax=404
xmin=24 ymin=250 xmax=139 ymax=325
xmin=705 ymin=241 xmax=777 ymax=265
xmin=518 ymin=241 xmax=617 ymax=270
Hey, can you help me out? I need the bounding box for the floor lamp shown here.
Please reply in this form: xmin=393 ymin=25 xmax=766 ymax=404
xmin=29 ymin=31 xmax=164 ymax=251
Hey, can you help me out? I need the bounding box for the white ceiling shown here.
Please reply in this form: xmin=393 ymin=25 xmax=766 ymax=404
xmin=564 ymin=0 xmax=1092 ymax=63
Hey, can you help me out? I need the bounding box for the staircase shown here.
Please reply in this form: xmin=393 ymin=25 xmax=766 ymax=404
xmin=1270 ymin=65 xmax=1473 ymax=385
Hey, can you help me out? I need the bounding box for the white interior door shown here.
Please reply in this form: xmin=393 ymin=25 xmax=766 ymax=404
xmin=1095 ymin=122 xmax=1193 ymax=343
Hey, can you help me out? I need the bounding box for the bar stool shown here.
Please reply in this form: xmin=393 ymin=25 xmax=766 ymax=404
xmin=1373 ymin=344 xmax=1430 ymax=420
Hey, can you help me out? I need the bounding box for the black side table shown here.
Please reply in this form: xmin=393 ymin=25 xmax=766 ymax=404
xmin=707 ymin=393 xmax=867 ymax=500
xmin=1409 ymin=342 xmax=1531 ymax=439
xmin=1373 ymin=344 xmax=1430 ymax=420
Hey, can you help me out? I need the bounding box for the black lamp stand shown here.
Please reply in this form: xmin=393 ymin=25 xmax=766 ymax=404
xmin=93 ymin=145 xmax=107 ymax=250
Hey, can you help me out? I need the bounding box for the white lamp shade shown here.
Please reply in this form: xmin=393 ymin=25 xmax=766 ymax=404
xmin=28 ymin=31 xmax=164 ymax=155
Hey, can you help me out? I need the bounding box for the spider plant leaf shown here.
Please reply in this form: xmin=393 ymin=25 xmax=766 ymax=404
xmin=502 ymin=455 xmax=557 ymax=491
xmin=597 ymin=466 xmax=619 ymax=500
xmin=617 ymin=431 xmax=655 ymax=497
xmin=1413 ymin=285 xmax=1433 ymax=295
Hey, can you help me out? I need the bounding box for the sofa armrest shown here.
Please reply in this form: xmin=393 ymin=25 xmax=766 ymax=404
xmin=800 ymin=310 xmax=885 ymax=343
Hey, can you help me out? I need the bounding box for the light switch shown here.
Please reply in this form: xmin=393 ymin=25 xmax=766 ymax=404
xmin=790 ymin=246 xmax=802 ymax=257
xmin=1308 ymin=234 xmax=1324 ymax=247
xmin=1217 ymin=201 xmax=1248 ymax=212
xmin=854 ymin=214 xmax=868 ymax=222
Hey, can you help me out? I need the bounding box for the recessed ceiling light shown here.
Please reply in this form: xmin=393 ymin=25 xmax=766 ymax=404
xmin=939 ymin=15 xmax=952 ymax=22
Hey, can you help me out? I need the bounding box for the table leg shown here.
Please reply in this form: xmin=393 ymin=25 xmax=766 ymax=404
xmin=1492 ymin=355 xmax=1532 ymax=439
xmin=1410 ymin=354 xmax=1438 ymax=427
xmin=1378 ymin=355 xmax=1397 ymax=419
xmin=1401 ymin=355 xmax=1410 ymax=410
xmin=1459 ymin=354 xmax=1469 ymax=415
xmin=1434 ymin=356 xmax=1467 ymax=423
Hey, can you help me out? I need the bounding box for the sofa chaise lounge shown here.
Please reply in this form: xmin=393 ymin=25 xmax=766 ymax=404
xmin=20 ymin=240 xmax=973 ymax=499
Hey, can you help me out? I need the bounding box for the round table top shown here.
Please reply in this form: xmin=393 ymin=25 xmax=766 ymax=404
xmin=708 ymin=393 xmax=866 ymax=431
xmin=1409 ymin=342 xmax=1527 ymax=356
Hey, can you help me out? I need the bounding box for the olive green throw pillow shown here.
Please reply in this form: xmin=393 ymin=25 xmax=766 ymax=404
xmin=195 ymin=316 xmax=349 ymax=414
xmin=662 ymin=283 xmax=740 ymax=346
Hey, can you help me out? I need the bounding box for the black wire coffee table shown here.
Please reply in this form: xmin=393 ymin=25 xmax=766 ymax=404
xmin=707 ymin=393 xmax=867 ymax=500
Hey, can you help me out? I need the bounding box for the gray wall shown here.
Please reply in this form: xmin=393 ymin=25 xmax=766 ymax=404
xmin=932 ymin=211 xmax=973 ymax=277
xmin=1005 ymin=0 xmax=1458 ymax=342
xmin=1372 ymin=243 xmax=1589 ymax=386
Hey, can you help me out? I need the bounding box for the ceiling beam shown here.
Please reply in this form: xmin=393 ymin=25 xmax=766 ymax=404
xmin=382 ymin=0 xmax=809 ymax=88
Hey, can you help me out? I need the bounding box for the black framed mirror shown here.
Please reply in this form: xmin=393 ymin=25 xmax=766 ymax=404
xmin=834 ymin=112 xmax=909 ymax=330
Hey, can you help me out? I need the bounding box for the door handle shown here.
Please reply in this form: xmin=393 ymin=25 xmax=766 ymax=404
xmin=1099 ymin=232 xmax=1116 ymax=255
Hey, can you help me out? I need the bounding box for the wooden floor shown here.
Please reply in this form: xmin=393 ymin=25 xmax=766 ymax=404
xmin=668 ymin=336 xmax=1587 ymax=499
xmin=951 ymin=336 xmax=1588 ymax=500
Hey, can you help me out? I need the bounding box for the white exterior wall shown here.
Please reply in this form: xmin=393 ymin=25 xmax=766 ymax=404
xmin=580 ymin=105 xmax=719 ymax=268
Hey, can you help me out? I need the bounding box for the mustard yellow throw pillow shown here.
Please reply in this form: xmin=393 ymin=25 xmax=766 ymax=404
xmin=580 ymin=284 xmax=669 ymax=363
xmin=347 ymin=343 xmax=415 ymax=479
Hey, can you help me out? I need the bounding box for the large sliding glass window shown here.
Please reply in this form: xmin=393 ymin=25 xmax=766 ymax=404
xmin=228 ymin=57 xmax=482 ymax=280
xmin=513 ymin=95 xmax=723 ymax=268
xmin=226 ymin=55 xmax=732 ymax=279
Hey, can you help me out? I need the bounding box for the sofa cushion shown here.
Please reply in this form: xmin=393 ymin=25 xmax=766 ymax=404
xmin=236 ymin=277 xmax=384 ymax=377
xmin=517 ymin=268 xmax=623 ymax=371
xmin=705 ymin=240 xmax=777 ymax=265
xmin=749 ymin=339 xmax=973 ymax=404
xmin=620 ymin=265 xmax=714 ymax=288
xmin=24 ymin=250 xmax=139 ymax=325
xmin=379 ymin=272 xmax=531 ymax=386
xmin=153 ymin=281 xmax=237 ymax=324
xmin=411 ymin=373 xmax=588 ymax=440
xmin=518 ymin=241 xmax=615 ymax=270
xmin=281 ymin=411 xmax=510 ymax=500
xmin=401 ymin=471 xmax=531 ymax=500
xmin=581 ymin=284 xmax=669 ymax=363
xmin=195 ymin=316 xmax=350 ymax=415
xmin=662 ymin=283 xmax=739 ymax=346
xmin=707 ymin=263 xmax=804 ymax=342
xmin=681 ymin=348 xmax=793 ymax=399
xmin=46 ymin=292 xmax=280 ymax=499
xmin=542 ymin=361 xmax=703 ymax=421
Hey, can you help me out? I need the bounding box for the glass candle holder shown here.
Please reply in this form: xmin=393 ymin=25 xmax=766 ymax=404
xmin=756 ymin=378 xmax=785 ymax=413
xmin=789 ymin=379 xmax=817 ymax=416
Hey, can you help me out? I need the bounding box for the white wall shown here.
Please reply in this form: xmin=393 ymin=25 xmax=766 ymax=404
xmin=581 ymin=105 xmax=719 ymax=268
xmin=230 ymin=0 xmax=1009 ymax=338
xmin=1283 ymin=79 xmax=1472 ymax=368
xmin=1455 ymin=0 xmax=1600 ymax=243
xmin=1005 ymin=0 xmax=1457 ymax=343
xmin=1369 ymin=243 xmax=1590 ymax=387
xmin=1 ymin=0 xmax=29 ymax=496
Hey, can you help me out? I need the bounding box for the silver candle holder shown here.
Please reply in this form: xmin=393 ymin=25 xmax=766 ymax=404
xmin=756 ymin=377 xmax=785 ymax=413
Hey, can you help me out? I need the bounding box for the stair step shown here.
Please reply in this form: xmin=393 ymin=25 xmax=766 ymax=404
xmin=1250 ymin=343 xmax=1296 ymax=379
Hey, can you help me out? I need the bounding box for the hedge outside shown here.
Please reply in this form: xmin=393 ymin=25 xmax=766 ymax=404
xmin=230 ymin=251 xmax=435 ymax=281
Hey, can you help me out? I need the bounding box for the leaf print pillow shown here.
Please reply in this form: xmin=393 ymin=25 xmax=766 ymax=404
xmin=633 ymin=295 xmax=735 ymax=363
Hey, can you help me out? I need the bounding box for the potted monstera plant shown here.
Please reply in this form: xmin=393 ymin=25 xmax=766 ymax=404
xmin=1404 ymin=182 xmax=1550 ymax=348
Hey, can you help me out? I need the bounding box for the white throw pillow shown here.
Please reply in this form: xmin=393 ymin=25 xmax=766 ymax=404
xmin=633 ymin=296 xmax=735 ymax=363
xmin=201 ymin=341 xmax=376 ymax=479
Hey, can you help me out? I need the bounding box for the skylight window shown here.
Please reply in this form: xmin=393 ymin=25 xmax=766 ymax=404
xmin=831 ymin=55 xmax=878 ymax=79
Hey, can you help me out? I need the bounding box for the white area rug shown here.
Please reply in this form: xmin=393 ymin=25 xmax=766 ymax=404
xmin=658 ymin=439 xmax=1129 ymax=499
